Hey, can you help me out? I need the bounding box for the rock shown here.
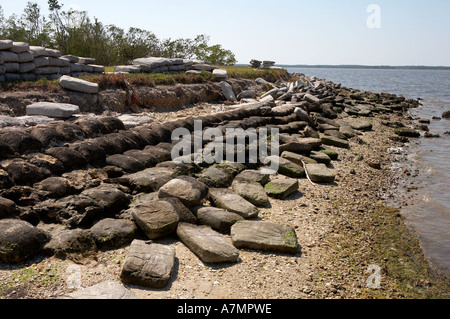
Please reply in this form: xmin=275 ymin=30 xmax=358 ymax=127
xmin=120 ymin=240 xmax=176 ymax=288
xmin=69 ymin=141 xmax=107 ymax=164
xmin=303 ymin=94 xmax=320 ymax=105
xmin=320 ymin=135 xmax=349 ymax=148
xmin=33 ymin=177 xmax=75 ymax=198
xmin=123 ymin=150 xmax=157 ymax=168
xmin=237 ymin=90 xmax=257 ymax=100
xmin=0 ymin=196 xmax=18 ymax=218
xmin=319 ymin=148 xmax=339 ymax=160
xmin=1 ymin=159 xmax=49 ymax=185
xmin=193 ymin=206 xmax=243 ymax=233
xmin=208 ymin=188 xmax=259 ymax=219
xmin=234 ymin=169 xmax=270 ymax=185
xmin=264 ymin=155 xmax=305 ymax=178
xmin=61 ymin=280 xmax=138 ymax=299
xmin=45 ymin=147 xmax=88 ymax=170
xmin=0 ymin=130 xmax=43 ymax=153
xmin=281 ymin=151 xmax=316 ymax=167
xmin=279 ymin=139 xmax=313 ymax=154
xmin=212 ymin=69 xmax=228 ymax=81
xmin=158 ymin=176 xmax=208 ymax=208
xmin=40 ymin=224 xmax=96 ymax=258
xmin=231 ymin=179 xmax=269 ymax=207
xmin=442 ymin=110 xmax=450 ymax=119
xmin=394 ymin=128 xmax=421 ymax=137
xmin=197 ymin=166 xmax=233 ymax=188
xmin=159 ymin=197 xmax=197 ymax=224
xmin=81 ymin=185 xmax=130 ymax=215
xmin=118 ymin=167 xmax=178 ymax=193
xmin=0 ymin=219 xmax=49 ymax=263
xmin=0 ymin=141 xmax=15 ymax=159
xmin=309 ymin=151 xmax=331 ymax=165
xmin=220 ymin=81 xmax=237 ymax=102
xmin=130 ymin=200 xmax=179 ymax=239
xmin=367 ymin=160 xmax=382 ymax=170
xmin=106 ymin=154 xmax=146 ymax=173
xmin=305 ymin=163 xmax=335 ymax=183
xmin=90 ymin=218 xmax=137 ymax=249
xmin=74 ymin=118 xmax=109 ymax=137
xmin=231 ymin=220 xmax=299 ymax=254
xmin=294 ymin=107 xmax=314 ymax=126
xmin=264 ymin=178 xmax=299 ymax=199
xmin=176 ymin=222 xmax=239 ymax=263
xmin=351 ymin=121 xmax=373 ymax=131
xmin=29 ymin=126 xmax=66 ymax=147
xmin=339 ymin=126 xmax=357 ymax=139
xmin=59 ymin=75 xmax=99 ymax=94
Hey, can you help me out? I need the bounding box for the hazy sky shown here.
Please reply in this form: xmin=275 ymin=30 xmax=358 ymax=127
xmin=2 ymin=0 xmax=450 ymax=66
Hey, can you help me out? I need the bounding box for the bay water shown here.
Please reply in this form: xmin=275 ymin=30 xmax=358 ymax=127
xmin=286 ymin=67 xmax=450 ymax=276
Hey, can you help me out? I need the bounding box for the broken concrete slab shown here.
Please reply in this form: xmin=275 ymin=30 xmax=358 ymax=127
xmin=231 ymin=220 xmax=299 ymax=254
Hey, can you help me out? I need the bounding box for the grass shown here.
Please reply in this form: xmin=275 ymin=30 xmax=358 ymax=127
xmin=221 ymin=65 xmax=290 ymax=82
xmin=0 ymin=65 xmax=292 ymax=92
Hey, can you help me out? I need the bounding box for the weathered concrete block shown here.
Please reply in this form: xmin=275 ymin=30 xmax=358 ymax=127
xmin=59 ymin=75 xmax=99 ymax=94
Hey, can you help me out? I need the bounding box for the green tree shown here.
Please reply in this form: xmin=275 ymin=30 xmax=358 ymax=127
xmin=195 ymin=43 xmax=237 ymax=65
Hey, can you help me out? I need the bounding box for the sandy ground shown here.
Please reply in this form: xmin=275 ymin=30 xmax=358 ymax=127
xmin=0 ymin=104 xmax=447 ymax=300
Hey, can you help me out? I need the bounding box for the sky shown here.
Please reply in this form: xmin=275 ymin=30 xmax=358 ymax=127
xmin=1 ymin=0 xmax=450 ymax=66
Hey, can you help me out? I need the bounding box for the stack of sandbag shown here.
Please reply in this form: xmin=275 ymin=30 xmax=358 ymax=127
xmin=113 ymin=57 xmax=217 ymax=75
xmin=62 ymin=55 xmax=105 ymax=77
xmin=0 ymin=39 xmax=105 ymax=82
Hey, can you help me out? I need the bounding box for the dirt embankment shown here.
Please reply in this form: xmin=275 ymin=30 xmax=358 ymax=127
xmin=0 ymin=78 xmax=263 ymax=116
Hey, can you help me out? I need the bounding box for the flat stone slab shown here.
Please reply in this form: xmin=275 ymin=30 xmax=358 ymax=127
xmin=320 ymin=135 xmax=349 ymax=148
xmin=305 ymin=163 xmax=335 ymax=183
xmin=61 ymin=280 xmax=138 ymax=299
xmin=231 ymin=180 xmax=269 ymax=207
xmin=208 ymin=188 xmax=259 ymax=219
xmin=193 ymin=206 xmax=244 ymax=233
xmin=59 ymin=75 xmax=99 ymax=94
xmin=234 ymin=169 xmax=270 ymax=185
xmin=158 ymin=176 xmax=208 ymax=208
xmin=121 ymin=167 xmax=178 ymax=193
xmin=130 ymin=201 xmax=179 ymax=239
xmin=264 ymin=155 xmax=305 ymax=178
xmin=231 ymin=221 xmax=299 ymax=254
xmin=351 ymin=121 xmax=373 ymax=131
xmin=177 ymin=223 xmax=239 ymax=263
xmin=120 ymin=240 xmax=176 ymax=289
xmin=281 ymin=151 xmax=317 ymax=167
xmin=264 ymin=178 xmax=299 ymax=199
xmin=309 ymin=151 xmax=331 ymax=165
xmin=26 ymin=102 xmax=80 ymax=118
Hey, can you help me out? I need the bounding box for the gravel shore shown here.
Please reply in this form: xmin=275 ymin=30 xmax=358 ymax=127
xmin=1 ymin=84 xmax=449 ymax=300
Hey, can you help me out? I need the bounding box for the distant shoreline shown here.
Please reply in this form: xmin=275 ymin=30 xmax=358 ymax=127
xmin=237 ymin=64 xmax=450 ymax=71
xmin=278 ymin=65 xmax=450 ymax=71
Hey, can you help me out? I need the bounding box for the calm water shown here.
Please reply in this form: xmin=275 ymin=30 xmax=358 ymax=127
xmin=287 ymin=67 xmax=450 ymax=276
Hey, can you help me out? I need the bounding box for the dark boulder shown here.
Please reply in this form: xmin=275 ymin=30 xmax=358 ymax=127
xmin=45 ymin=147 xmax=88 ymax=170
xmin=0 ymin=219 xmax=49 ymax=263
xmin=106 ymin=154 xmax=146 ymax=173
xmin=0 ymin=130 xmax=43 ymax=154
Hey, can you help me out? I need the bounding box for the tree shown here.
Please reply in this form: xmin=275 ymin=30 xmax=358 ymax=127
xmin=195 ymin=43 xmax=237 ymax=66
